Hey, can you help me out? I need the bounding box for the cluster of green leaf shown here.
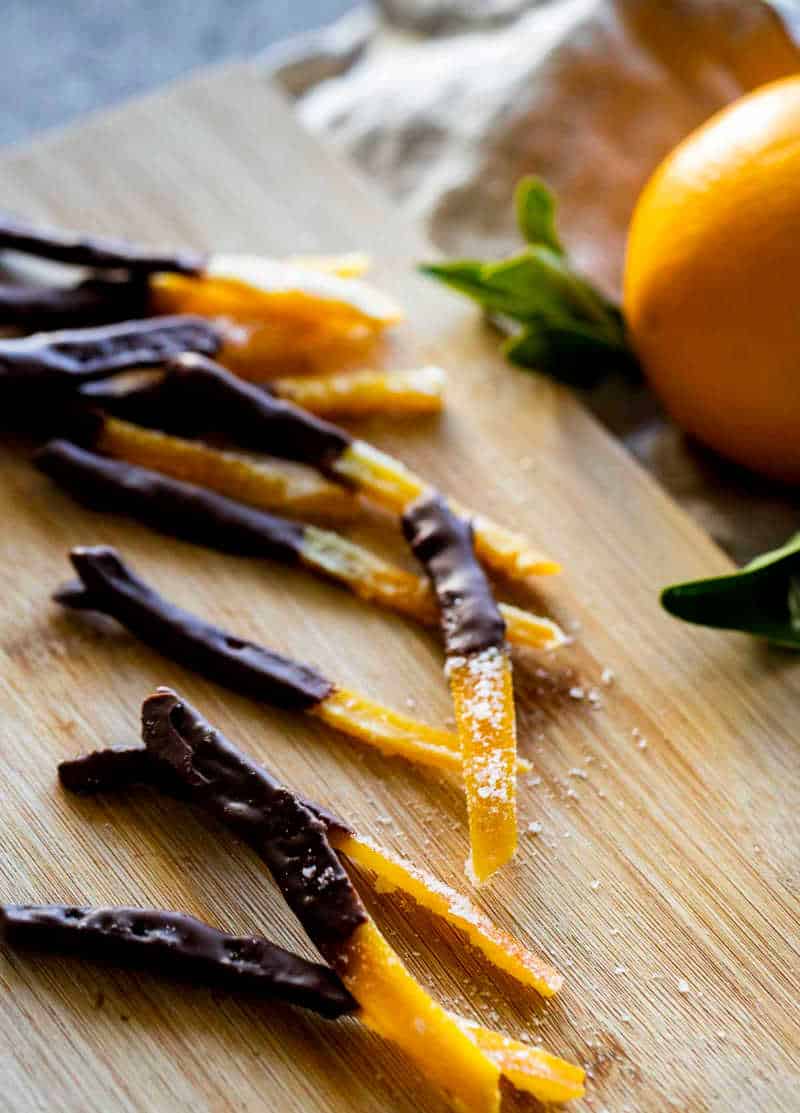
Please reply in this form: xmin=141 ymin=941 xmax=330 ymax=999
xmin=420 ymin=177 xmax=639 ymax=386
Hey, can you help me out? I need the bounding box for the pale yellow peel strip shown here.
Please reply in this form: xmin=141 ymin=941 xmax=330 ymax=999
xmin=300 ymin=527 xmax=564 ymax=650
xmin=332 ymin=441 xmax=560 ymax=580
xmin=96 ymin=417 xmax=359 ymax=522
xmin=333 ymin=832 xmax=562 ymax=997
xmin=449 ymin=648 xmax=518 ymax=883
xmin=273 ymin=366 xmax=445 ymax=419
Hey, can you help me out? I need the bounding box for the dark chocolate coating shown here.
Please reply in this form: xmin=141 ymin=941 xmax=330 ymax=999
xmin=0 ymin=213 xmax=205 ymax=275
xmin=55 ymin=546 xmax=333 ymax=711
xmin=79 ymin=369 xmax=281 ymax=429
xmin=90 ymin=353 xmax=353 ymax=467
xmin=58 ymin=745 xmax=181 ymax=797
xmin=79 ymin=370 xmax=280 ymax=432
xmin=0 ymin=316 xmax=221 ymax=394
xmin=58 ymin=746 xmax=354 ymax=844
xmin=141 ymin=689 xmax=367 ymax=954
xmin=36 ymin=440 xmax=307 ymax=564
xmin=402 ymin=491 xmax=506 ymax=657
xmin=0 ymin=904 xmax=355 ymax=1018
xmin=0 ymin=277 xmax=150 ymax=330
xmin=79 ymin=370 xmax=197 ymax=428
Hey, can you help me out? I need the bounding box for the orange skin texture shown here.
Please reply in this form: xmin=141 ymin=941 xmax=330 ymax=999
xmin=624 ymin=75 xmax=800 ymax=482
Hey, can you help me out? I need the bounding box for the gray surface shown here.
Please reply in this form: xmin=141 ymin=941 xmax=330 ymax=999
xmin=1 ymin=0 xmax=357 ymax=148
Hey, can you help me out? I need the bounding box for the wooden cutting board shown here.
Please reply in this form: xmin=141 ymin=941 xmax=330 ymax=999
xmin=0 ymin=64 xmax=797 ymax=1113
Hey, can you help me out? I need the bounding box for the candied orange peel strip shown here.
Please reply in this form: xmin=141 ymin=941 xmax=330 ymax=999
xmin=313 ymin=687 xmax=463 ymax=772
xmin=314 ymin=687 xmax=530 ymax=775
xmin=94 ymin=689 xmax=580 ymax=1110
xmin=151 ymin=256 xmax=401 ymax=329
xmin=301 ymin=525 xmax=437 ymax=618
xmin=498 ymin=603 xmax=566 ymax=652
xmin=332 ymin=441 xmax=560 ymax=580
xmin=449 ymin=648 xmax=518 ymax=884
xmin=299 ymin=527 xmax=565 ymax=651
xmin=335 ymin=921 xmax=580 ymax=1109
xmin=150 ymin=256 xmax=401 ymax=375
xmin=272 ymin=366 xmax=446 ymax=419
xmin=458 ymin=1021 xmax=586 ymax=1104
xmin=332 ymin=831 xmax=562 ymax=997
xmin=95 ymin=415 xmax=359 ymax=522
xmin=333 ymin=918 xmax=503 ymax=1113
xmin=220 ymin=323 xmax=384 ymax=379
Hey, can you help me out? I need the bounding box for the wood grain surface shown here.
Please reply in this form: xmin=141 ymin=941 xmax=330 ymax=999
xmin=0 ymin=65 xmax=797 ymax=1113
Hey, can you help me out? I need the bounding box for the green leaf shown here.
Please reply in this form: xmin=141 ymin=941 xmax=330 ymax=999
xmin=481 ymin=249 xmax=582 ymax=323
xmin=515 ymin=176 xmax=563 ymax=254
xmin=419 ymin=175 xmax=639 ymax=387
xmin=419 ymin=259 xmax=529 ymax=320
xmin=418 ymin=260 xmax=486 ymax=296
xmin=504 ymin=319 xmax=636 ymax=386
xmin=661 ymin=532 xmax=800 ymax=647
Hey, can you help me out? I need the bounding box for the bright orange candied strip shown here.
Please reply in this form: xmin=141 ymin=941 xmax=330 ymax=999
xmin=312 ymin=687 xmax=464 ymax=772
xmin=333 ymin=919 xmax=502 ymax=1113
xmin=220 ymin=327 xmax=385 ymax=379
xmin=332 ymin=832 xmax=562 ymax=997
xmin=299 ymin=526 xmax=439 ymax=620
xmin=448 ymin=648 xmax=518 ymax=884
xmin=333 ymin=920 xmax=581 ymax=1109
xmin=313 ymin=687 xmax=531 ymax=776
xmin=272 ymin=366 xmax=446 ymax=419
xmin=150 ymin=265 xmax=401 ymax=330
xmin=149 ymin=261 xmax=401 ymax=377
xmin=467 ymin=509 xmax=562 ymax=581
xmin=332 ymin=442 xmax=561 ymax=580
xmin=96 ymin=416 xmax=359 ymax=522
xmin=459 ymin=1021 xmax=586 ymax=1103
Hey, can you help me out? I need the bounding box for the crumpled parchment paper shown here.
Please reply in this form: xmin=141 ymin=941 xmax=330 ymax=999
xmin=266 ymin=0 xmax=800 ymax=563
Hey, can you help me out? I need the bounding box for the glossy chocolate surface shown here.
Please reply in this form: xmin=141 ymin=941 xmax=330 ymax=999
xmin=0 ymin=277 xmax=150 ymax=330
xmin=59 ymin=745 xmax=354 ymax=846
xmin=37 ymin=441 xmax=307 ymax=564
xmin=0 ymin=316 xmax=221 ymax=395
xmin=0 ymin=904 xmax=355 ymax=1018
xmin=403 ymin=491 xmax=506 ymax=657
xmin=141 ymin=689 xmax=366 ymax=953
xmin=59 ymin=745 xmax=353 ymax=847
xmin=58 ymin=745 xmax=181 ymax=797
xmin=94 ymin=354 xmax=354 ymax=467
xmin=55 ymin=546 xmax=333 ymax=711
xmin=0 ymin=213 xmax=205 ymax=275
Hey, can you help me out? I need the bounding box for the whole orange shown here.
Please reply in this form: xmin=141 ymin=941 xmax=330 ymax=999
xmin=624 ymin=75 xmax=800 ymax=482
